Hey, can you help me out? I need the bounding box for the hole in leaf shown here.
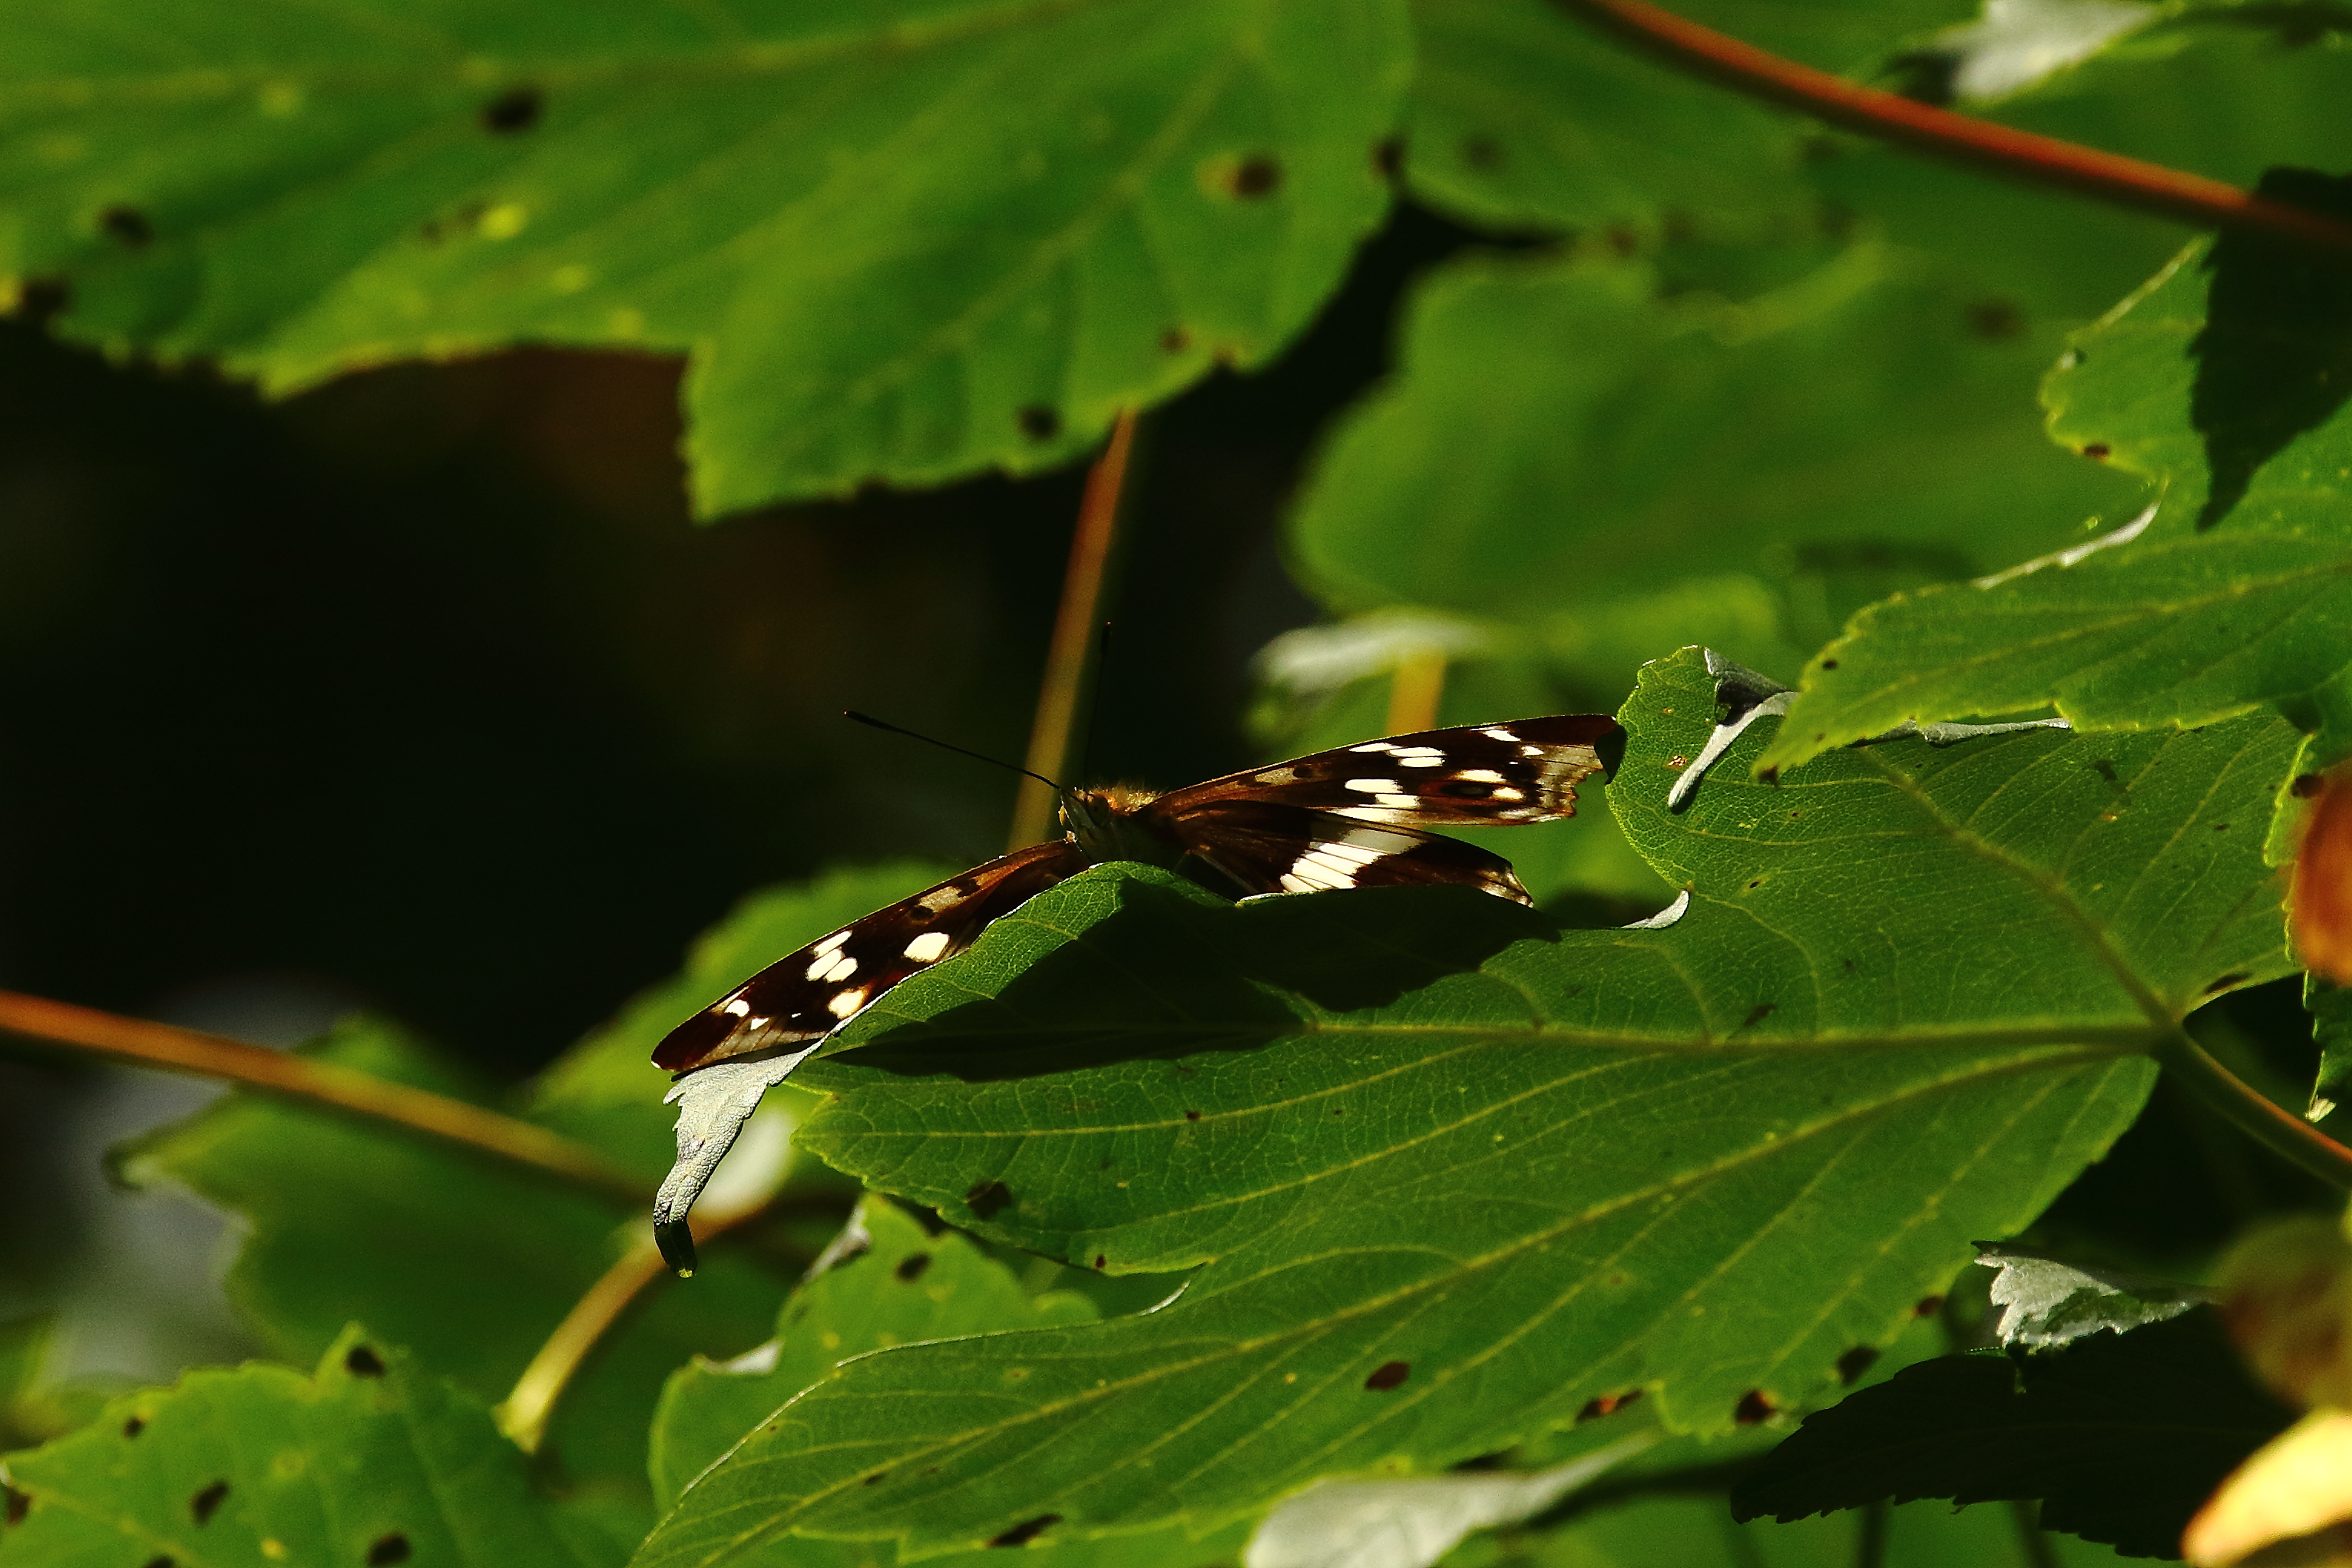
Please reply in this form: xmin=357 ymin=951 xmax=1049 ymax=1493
xmin=190 ymin=1481 xmax=229 ymax=1524
xmin=345 ymin=1345 xmax=387 ymax=1378
xmin=2081 ymin=443 xmax=2110 ymax=460
xmin=1819 ymin=659 xmax=1838 ymax=670
xmin=481 ymin=88 xmax=543 ymax=133
xmin=1364 ymin=1361 xmax=1410 ymax=1391
xmin=98 ymin=207 xmax=153 ymax=247
xmin=1734 ymin=1390 xmax=1776 ymax=1424
xmin=366 ymin=1533 xmax=411 ymax=1566
xmin=895 ymin=1252 xmax=932 ymax=1282
xmin=1093 ymin=1254 xmax=1107 ymax=1269
xmin=989 ymin=1515 xmax=1061 ymax=1548
xmin=1017 ymin=406 xmax=1060 ymax=442
xmin=1183 ymin=1110 xmax=1201 ymax=1122
xmin=122 ymin=1415 xmax=146 ymax=1438
xmin=1835 ymin=1346 xmax=1879 ymax=1384
xmin=1576 ymin=1390 xmax=1641 ymax=1421
xmin=964 ymin=1181 xmax=1013 ymax=1219
xmin=1914 ymin=1295 xmax=1945 ymax=1318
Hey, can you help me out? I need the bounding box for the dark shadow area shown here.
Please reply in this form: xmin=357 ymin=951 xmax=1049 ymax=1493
xmin=2188 ymin=167 xmax=2352 ymax=529
xmin=815 ymin=877 xmax=1553 ymax=1083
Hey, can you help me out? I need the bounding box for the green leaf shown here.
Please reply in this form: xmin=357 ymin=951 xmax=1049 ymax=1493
xmin=0 ymin=0 xmax=1408 ymax=515
xmin=2307 ymin=974 xmax=2352 ymax=1122
xmin=1728 ymin=1312 xmax=2294 ymax=1557
xmin=630 ymin=647 xmax=2290 ymax=1563
xmin=1283 ymin=250 xmax=2144 ymax=706
xmin=117 ymin=1018 xmax=783 ymax=1493
xmin=1471 ymin=1494 xmax=2137 ymax=1566
xmin=649 ymin=1199 xmax=1099 ymax=1511
xmin=0 ymin=1328 xmax=592 ymax=1568
xmin=1973 ymin=1246 xmax=2207 ymax=1348
xmin=1401 ymin=0 xmax=1810 ymax=239
xmin=1764 ymin=169 xmax=2352 ymax=776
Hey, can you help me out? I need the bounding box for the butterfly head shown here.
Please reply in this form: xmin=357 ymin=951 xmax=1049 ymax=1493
xmin=1058 ymin=784 xmax=1183 ymax=866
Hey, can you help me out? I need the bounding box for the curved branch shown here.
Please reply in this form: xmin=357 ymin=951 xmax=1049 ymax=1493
xmin=1547 ymin=0 xmax=2352 ymax=257
xmin=2159 ymin=1026 xmax=2352 ymax=1190
xmin=0 ymin=988 xmax=649 ymax=1206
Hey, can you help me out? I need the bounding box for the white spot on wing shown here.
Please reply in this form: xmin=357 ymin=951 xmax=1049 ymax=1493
xmin=814 ymin=953 xmax=858 ymax=984
xmin=1345 ymin=777 xmax=1401 ymax=792
xmin=904 ymin=931 xmax=951 ymax=962
xmin=722 ymin=997 xmax=751 ymax=1017
xmin=827 ymin=987 xmax=868 ymax=1019
xmin=1481 ymin=726 xmax=1520 ymax=742
xmin=1459 ymin=769 xmax=1506 ymax=783
xmin=1350 ymin=742 xmax=1397 ymax=754
xmin=812 ymin=929 xmax=850 ymax=956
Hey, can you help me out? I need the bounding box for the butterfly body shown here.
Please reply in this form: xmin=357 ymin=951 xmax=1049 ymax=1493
xmin=653 ymin=714 xmax=1619 ymax=1075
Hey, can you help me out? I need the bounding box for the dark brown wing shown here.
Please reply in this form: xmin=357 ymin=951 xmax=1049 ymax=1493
xmin=1170 ymin=802 xmax=1536 ymax=905
xmin=653 ymin=839 xmax=1088 ymax=1073
xmin=1147 ymin=713 xmax=1619 ymax=829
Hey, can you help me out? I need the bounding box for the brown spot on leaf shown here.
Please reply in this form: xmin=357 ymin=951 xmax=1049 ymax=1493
xmin=1228 ymin=156 xmax=1281 ymax=198
xmin=863 ymin=1471 xmax=888 ymax=1486
xmin=1836 ymin=1346 xmax=1880 ymax=1384
xmin=5 ymin=1484 xmax=29 ymax=1524
xmin=989 ymin=1514 xmax=1062 ymax=1547
xmin=1965 ymin=299 xmax=2023 ymax=339
xmin=1734 ymin=1390 xmax=1777 ymax=1424
xmin=1738 ymin=1003 xmax=1776 ymax=1030
xmin=99 ymin=206 xmax=153 ymax=247
xmin=1184 ymin=1110 xmax=1201 ymax=1122
xmin=2082 ymin=443 xmax=2111 ymax=460
xmin=1159 ymin=326 xmax=1189 ymax=353
xmin=895 ymin=1252 xmax=932 ymax=1282
xmin=481 ymin=87 xmax=542 ymax=133
xmin=366 ymin=1534 xmax=411 ymax=1566
xmin=190 ymin=1481 xmax=229 ymax=1524
xmin=122 ymin=1415 xmax=146 ymax=1438
xmin=345 ymin=1345 xmax=386 ymax=1378
xmin=964 ymin=1180 xmax=1014 ymax=1219
xmin=2205 ymin=972 xmax=2251 ymax=994
xmin=1819 ymin=658 xmax=1838 ymax=670
xmin=1094 ymin=1254 xmax=1107 ymax=1269
xmin=1372 ymin=138 xmax=1404 ymax=179
xmin=1364 ymin=1360 xmax=1410 ymax=1391
xmin=1017 ymin=405 xmax=1060 ymax=442
xmin=1914 ymin=1295 xmax=1945 ymax=1318
xmin=143 ymin=1558 xmax=174 ymax=1568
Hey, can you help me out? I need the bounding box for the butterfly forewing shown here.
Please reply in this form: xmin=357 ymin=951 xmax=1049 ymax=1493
xmin=652 ymin=839 xmax=1088 ymax=1073
xmin=1150 ymin=714 xmax=1619 ymax=829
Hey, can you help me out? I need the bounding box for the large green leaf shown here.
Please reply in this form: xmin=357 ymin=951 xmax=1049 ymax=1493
xmin=1469 ymin=1494 xmax=2136 ymax=1566
xmin=0 ymin=0 xmax=1407 ymax=515
xmin=1285 ymin=250 xmax=2144 ymax=703
xmin=648 ymin=1201 xmax=1244 ymax=1568
xmin=117 ymin=1020 xmax=786 ymax=1494
xmin=629 ymin=647 xmax=2291 ymax=1564
xmin=1762 ymin=172 xmax=2352 ymax=778
xmin=0 ymin=1328 xmax=592 ymax=1568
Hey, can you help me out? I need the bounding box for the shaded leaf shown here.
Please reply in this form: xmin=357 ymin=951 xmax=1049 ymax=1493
xmin=117 ymin=1019 xmax=783 ymax=1493
xmin=2308 ymin=975 xmax=2352 ymax=1122
xmin=630 ymin=646 xmax=2290 ymax=1563
xmin=1284 ymin=250 xmax=2142 ymax=706
xmin=0 ymin=1328 xmax=592 ymax=1568
xmin=1730 ymin=1312 xmax=2294 ymax=1557
xmin=1477 ymin=1493 xmax=2136 ymax=1566
xmin=1765 ymin=169 xmax=2352 ymax=778
xmin=0 ymin=0 xmax=1408 ymax=514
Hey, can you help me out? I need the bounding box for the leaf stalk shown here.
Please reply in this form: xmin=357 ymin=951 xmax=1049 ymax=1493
xmin=2158 ymin=1025 xmax=2352 ymax=1190
xmin=1009 ymin=409 xmax=1138 ymax=850
xmin=1546 ymin=0 xmax=2352 ymax=259
xmin=0 ymin=987 xmax=648 ymax=1206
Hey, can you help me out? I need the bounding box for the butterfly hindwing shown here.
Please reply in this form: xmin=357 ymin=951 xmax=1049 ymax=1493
xmin=652 ymin=839 xmax=1089 ymax=1072
xmin=1150 ymin=714 xmax=1619 ymax=829
xmin=1173 ymin=802 xmax=1536 ymax=905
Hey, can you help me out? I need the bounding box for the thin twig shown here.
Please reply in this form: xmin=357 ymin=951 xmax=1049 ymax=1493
xmin=2158 ymin=1026 xmax=2352 ymax=1190
xmin=496 ymin=1195 xmax=782 ymax=1453
xmin=1384 ymin=648 xmax=1449 ymax=736
xmin=0 ymin=987 xmax=648 ymax=1206
xmin=1009 ymin=409 xmax=1139 ymax=850
xmin=1547 ymin=0 xmax=2352 ymax=258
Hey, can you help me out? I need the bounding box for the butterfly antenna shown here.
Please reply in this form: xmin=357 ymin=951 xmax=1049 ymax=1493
xmin=844 ymin=711 xmax=1062 ymax=792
